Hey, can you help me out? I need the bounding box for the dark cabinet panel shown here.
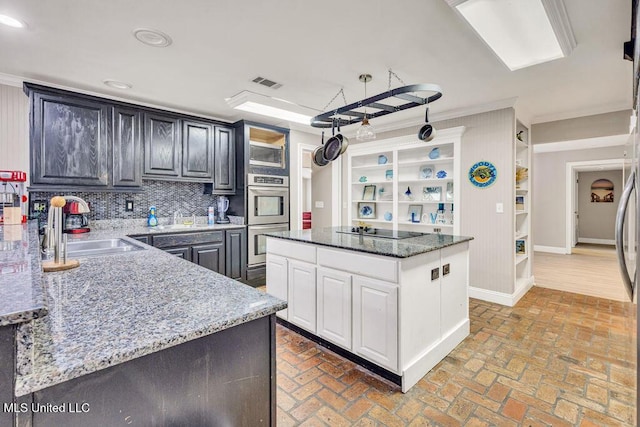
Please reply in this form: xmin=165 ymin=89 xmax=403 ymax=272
xmin=30 ymin=92 xmax=109 ymax=186
xmin=182 ymin=120 xmax=213 ymax=179
xmin=225 ymin=228 xmax=246 ymax=280
xmin=165 ymin=246 xmax=191 ymax=261
xmin=213 ymin=126 xmax=236 ymax=193
xmin=192 ymin=242 xmax=225 ymax=274
xmin=143 ymin=113 xmax=180 ymax=177
xmin=129 ymin=235 xmax=151 ymax=245
xmin=112 ymin=107 xmax=142 ymax=187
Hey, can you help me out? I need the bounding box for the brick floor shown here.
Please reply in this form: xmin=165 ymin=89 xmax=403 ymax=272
xmin=274 ymin=287 xmax=637 ymax=426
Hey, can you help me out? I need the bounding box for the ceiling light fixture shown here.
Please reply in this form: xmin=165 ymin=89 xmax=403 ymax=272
xmin=103 ymin=79 xmax=132 ymax=90
xmin=0 ymin=14 xmax=25 ymax=28
xmin=445 ymin=0 xmax=576 ymax=71
xmin=355 ymin=74 xmax=376 ymax=142
xmin=226 ymin=90 xmax=314 ymax=125
xmin=133 ymin=28 xmax=172 ymax=47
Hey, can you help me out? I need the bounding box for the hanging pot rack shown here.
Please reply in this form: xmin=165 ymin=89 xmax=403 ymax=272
xmin=310 ymin=83 xmax=443 ymax=129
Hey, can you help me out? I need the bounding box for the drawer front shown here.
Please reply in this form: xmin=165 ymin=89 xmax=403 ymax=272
xmin=153 ymin=231 xmax=224 ymax=248
xmin=266 ymin=238 xmax=316 ymax=264
xmin=317 ymin=248 xmax=398 ymax=283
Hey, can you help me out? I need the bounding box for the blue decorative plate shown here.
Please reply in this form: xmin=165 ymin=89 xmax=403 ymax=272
xmin=469 ymin=161 xmax=497 ymax=188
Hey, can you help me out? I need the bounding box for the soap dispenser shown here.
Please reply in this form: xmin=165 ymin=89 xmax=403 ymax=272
xmin=147 ymin=206 xmax=158 ymax=227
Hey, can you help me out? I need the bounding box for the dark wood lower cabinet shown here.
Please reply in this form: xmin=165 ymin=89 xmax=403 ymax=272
xmin=141 ymin=229 xmax=246 ymax=279
xmin=164 ymin=246 xmax=191 ymax=261
xmin=192 ymin=242 xmax=225 ymax=274
xmin=11 ymin=316 xmax=276 ymax=427
xmin=226 ymin=228 xmax=247 ymax=280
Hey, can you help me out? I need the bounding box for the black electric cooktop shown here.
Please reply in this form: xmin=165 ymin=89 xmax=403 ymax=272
xmin=335 ymin=227 xmax=427 ymax=240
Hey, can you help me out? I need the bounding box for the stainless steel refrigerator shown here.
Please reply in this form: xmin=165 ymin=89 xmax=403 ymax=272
xmin=614 ymin=0 xmax=639 ymax=419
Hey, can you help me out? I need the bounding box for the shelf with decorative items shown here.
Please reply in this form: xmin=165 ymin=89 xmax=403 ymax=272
xmin=514 ymin=119 xmax=533 ymax=291
xmin=346 ymin=127 xmax=464 ymax=234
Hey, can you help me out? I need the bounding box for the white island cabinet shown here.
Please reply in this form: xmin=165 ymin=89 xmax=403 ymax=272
xmin=265 ymin=229 xmax=472 ymax=392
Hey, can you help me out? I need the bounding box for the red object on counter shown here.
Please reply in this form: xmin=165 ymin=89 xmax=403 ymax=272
xmin=0 ymin=170 xmax=28 ymax=224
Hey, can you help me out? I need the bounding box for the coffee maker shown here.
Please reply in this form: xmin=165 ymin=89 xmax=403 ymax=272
xmin=63 ymin=201 xmax=90 ymax=233
xmin=216 ymin=196 xmax=230 ymax=224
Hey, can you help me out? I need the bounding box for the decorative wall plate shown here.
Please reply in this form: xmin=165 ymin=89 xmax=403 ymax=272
xmin=468 ymin=161 xmax=497 ymax=188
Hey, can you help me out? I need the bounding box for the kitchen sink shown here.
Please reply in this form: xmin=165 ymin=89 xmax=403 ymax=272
xmin=63 ymin=238 xmax=147 ymax=258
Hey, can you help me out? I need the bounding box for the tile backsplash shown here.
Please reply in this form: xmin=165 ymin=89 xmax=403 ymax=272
xmin=30 ymin=180 xmax=223 ymax=221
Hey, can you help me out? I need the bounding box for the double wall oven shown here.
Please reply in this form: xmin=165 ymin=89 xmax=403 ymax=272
xmin=247 ymin=174 xmax=289 ymax=269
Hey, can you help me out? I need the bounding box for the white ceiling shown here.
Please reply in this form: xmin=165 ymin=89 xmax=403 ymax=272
xmin=0 ymin=0 xmax=633 ymax=132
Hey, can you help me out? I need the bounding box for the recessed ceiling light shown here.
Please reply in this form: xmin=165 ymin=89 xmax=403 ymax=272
xmin=103 ymin=79 xmax=132 ymax=90
xmin=133 ymin=28 xmax=172 ymax=47
xmin=0 ymin=14 xmax=25 ymax=28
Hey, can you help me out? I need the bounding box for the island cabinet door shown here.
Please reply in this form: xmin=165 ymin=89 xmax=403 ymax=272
xmin=316 ymin=268 xmax=352 ymax=350
xmin=352 ymin=276 xmax=398 ymax=372
xmin=165 ymin=246 xmax=191 ymax=261
xmin=288 ymin=259 xmax=317 ymax=333
xmin=440 ymin=242 xmax=469 ymax=337
xmin=266 ymin=254 xmax=288 ymax=320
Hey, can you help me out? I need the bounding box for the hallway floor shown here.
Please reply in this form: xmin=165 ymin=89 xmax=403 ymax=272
xmin=275 ymin=287 xmax=637 ymax=426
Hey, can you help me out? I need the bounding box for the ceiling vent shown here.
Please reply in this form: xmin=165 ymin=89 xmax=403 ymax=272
xmin=252 ymin=76 xmax=282 ymax=89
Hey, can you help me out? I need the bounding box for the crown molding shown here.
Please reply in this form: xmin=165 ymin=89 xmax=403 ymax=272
xmin=541 ymin=0 xmax=577 ymax=57
xmin=532 ymin=133 xmax=628 ymax=153
xmin=531 ymin=101 xmax=632 ymax=124
xmin=0 ymin=72 xmax=23 ymax=87
xmin=0 ymin=72 xmax=230 ymax=122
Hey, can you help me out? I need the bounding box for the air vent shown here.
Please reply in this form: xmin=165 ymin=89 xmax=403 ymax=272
xmin=252 ymin=76 xmax=282 ymax=89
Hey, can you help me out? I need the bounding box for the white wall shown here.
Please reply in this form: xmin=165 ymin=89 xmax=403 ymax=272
xmin=0 ymin=84 xmax=29 ymax=180
xmin=577 ymin=170 xmax=622 ymax=242
xmin=533 ymin=146 xmax=626 ymax=248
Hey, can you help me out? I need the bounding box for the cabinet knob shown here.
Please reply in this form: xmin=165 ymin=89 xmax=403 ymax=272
xmin=443 ymin=264 xmax=450 ymax=276
xmin=431 ymin=267 xmax=439 ymax=281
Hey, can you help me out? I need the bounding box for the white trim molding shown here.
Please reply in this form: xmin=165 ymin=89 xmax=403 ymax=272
xmin=577 ymin=238 xmax=616 ymax=245
xmin=533 ymin=134 xmax=629 ymax=153
xmin=469 ymin=277 xmax=534 ymax=307
xmin=534 ymin=245 xmax=567 ymax=254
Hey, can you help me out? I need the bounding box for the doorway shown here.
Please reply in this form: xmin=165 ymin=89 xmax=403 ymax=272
xmin=565 ymin=159 xmax=627 ymax=254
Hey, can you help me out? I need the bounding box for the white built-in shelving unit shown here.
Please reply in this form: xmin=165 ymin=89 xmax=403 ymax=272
xmin=347 ymin=127 xmax=464 ymax=235
xmin=514 ymin=120 xmax=533 ymax=289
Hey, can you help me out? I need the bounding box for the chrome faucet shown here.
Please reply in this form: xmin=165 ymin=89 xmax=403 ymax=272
xmin=43 ymin=196 xmax=90 ymax=262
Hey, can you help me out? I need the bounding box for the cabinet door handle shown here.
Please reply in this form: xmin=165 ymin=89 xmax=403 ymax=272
xmin=431 ymin=267 xmax=439 ymax=281
xmin=443 ymin=263 xmax=450 ymax=276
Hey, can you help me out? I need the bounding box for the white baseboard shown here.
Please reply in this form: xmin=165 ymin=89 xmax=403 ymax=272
xmin=534 ymin=245 xmax=567 ymax=254
xmin=577 ymin=238 xmax=615 ymax=245
xmin=401 ymin=319 xmax=469 ymax=392
xmin=469 ymin=277 xmax=534 ymax=307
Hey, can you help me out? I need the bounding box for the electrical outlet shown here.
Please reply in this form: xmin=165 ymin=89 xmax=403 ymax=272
xmin=125 ymin=200 xmax=134 ymax=212
xmin=496 ymin=202 xmax=504 ymax=213
xmin=315 ymin=201 xmax=324 ymax=208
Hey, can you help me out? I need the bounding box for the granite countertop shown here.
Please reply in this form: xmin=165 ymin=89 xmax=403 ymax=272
xmin=0 ymin=223 xmax=47 ymax=326
xmin=1 ymin=220 xmax=285 ymax=397
xmin=265 ymin=227 xmax=474 ymax=258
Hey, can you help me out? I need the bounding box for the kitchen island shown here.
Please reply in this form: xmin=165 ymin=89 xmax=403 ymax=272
xmin=0 ymin=221 xmax=286 ymax=426
xmin=265 ymin=227 xmax=473 ymax=393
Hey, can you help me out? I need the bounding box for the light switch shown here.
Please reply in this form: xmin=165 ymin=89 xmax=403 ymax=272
xmin=496 ymin=203 xmax=503 ymax=213
xmin=315 ymin=201 xmax=324 ymax=208
xmin=125 ymin=200 xmax=134 ymax=212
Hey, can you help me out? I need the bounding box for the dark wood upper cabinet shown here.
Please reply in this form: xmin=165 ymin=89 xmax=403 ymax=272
xmin=30 ymin=91 xmax=110 ymax=187
xmin=143 ymin=113 xmax=181 ymax=177
xmin=213 ymin=126 xmax=235 ymax=193
xmin=112 ymin=107 xmax=142 ymax=187
xmin=25 ymin=83 xmax=241 ymax=190
xmin=182 ymin=120 xmax=213 ymax=179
